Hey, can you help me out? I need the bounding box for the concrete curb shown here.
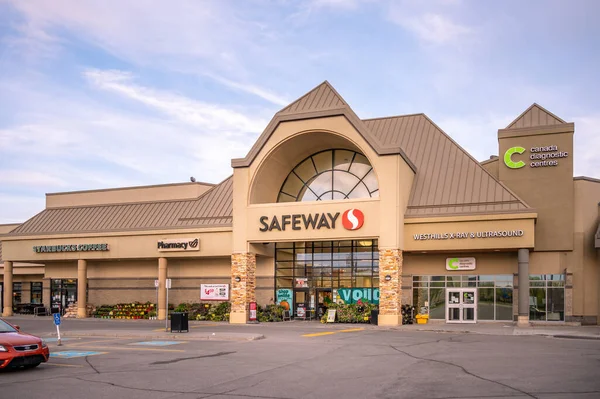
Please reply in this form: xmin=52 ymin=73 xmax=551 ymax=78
xmin=44 ymin=330 xmax=265 ymax=342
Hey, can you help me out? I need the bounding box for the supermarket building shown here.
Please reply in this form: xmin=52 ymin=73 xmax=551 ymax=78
xmin=1 ymin=82 xmax=599 ymax=326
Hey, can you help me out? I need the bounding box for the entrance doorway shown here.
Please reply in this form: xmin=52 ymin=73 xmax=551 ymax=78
xmin=51 ymin=279 xmax=77 ymax=315
xmin=446 ymin=288 xmax=477 ymax=323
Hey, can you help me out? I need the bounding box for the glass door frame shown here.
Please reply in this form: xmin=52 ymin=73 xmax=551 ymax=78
xmin=446 ymin=288 xmax=477 ymax=324
xmin=51 ymin=279 xmax=78 ymax=315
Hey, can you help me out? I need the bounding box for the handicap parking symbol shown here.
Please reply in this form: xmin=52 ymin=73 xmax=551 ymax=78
xmin=130 ymin=341 xmax=183 ymax=346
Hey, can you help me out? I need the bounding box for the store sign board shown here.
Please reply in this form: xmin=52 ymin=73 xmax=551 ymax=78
xmin=446 ymin=257 xmax=476 ymax=271
xmin=200 ymin=284 xmax=229 ymax=301
xmin=337 ymin=288 xmax=379 ymax=305
xmin=413 ymin=230 xmax=524 ymax=241
xmin=259 ymin=209 xmax=364 ymax=232
xmin=504 ymin=144 xmax=568 ymax=169
xmin=295 ymin=278 xmax=308 ymax=288
xmin=33 ymin=244 xmax=109 ymax=253
xmin=157 ymin=238 xmax=199 ymax=252
xmin=276 ymin=289 xmax=292 ymax=310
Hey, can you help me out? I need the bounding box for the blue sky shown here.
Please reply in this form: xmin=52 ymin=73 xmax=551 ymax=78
xmin=0 ymin=0 xmax=599 ymax=223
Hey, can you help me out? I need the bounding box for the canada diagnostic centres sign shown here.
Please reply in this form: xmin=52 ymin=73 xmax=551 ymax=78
xmin=504 ymin=144 xmax=568 ymax=169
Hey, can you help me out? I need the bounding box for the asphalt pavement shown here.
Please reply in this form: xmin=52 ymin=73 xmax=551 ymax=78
xmin=2 ymin=316 xmax=600 ymax=399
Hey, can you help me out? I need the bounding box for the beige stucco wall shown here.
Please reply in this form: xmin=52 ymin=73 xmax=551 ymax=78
xmin=404 ymin=252 xmax=519 ymax=276
xmin=1 ymin=229 xmax=232 ymax=262
xmin=498 ymin=126 xmax=574 ymax=251
xmin=481 ymin=159 xmax=499 ymax=179
xmin=233 ymin=115 xmax=415 ymax=252
xmin=404 ymin=215 xmax=535 ymax=251
xmin=46 ymin=182 xmax=213 ymax=208
xmin=0 ymin=224 xmax=20 ymax=235
xmin=572 ymin=179 xmax=600 ymax=320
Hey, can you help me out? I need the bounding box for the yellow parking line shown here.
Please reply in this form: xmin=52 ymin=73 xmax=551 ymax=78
xmin=302 ymin=331 xmax=337 ymax=337
xmin=303 ymin=328 xmax=364 ymax=337
xmin=338 ymin=328 xmax=365 ymax=333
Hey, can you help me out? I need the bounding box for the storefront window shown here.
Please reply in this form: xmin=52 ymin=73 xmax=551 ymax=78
xmin=529 ymin=274 xmax=565 ymax=321
xmin=12 ymin=283 xmax=22 ymax=305
xmin=275 ymin=240 xmax=379 ymax=316
xmin=412 ymin=275 xmax=514 ymax=320
xmin=31 ymin=282 xmax=43 ymax=304
xmin=277 ymin=149 xmax=379 ymax=202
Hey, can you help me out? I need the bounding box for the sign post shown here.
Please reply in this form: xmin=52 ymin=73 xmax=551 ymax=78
xmin=53 ymin=312 xmax=62 ymax=346
xmin=249 ymin=302 xmax=257 ymax=323
xmin=165 ymin=278 xmax=171 ymax=332
xmin=154 ymin=279 xmax=159 ymax=320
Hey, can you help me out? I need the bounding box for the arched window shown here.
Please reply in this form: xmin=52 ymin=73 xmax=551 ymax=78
xmin=277 ymin=149 xmax=379 ymax=202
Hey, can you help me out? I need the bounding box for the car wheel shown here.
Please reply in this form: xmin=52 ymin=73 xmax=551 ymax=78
xmin=23 ymin=363 xmax=41 ymax=369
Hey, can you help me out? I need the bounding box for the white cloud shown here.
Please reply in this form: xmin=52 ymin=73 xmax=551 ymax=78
xmin=386 ymin=0 xmax=473 ymax=47
xmin=397 ymin=13 xmax=472 ymax=45
xmin=83 ymin=68 xmax=268 ymax=133
xmin=204 ymin=74 xmax=290 ymax=107
xmin=0 ymin=69 xmax=272 ymax=222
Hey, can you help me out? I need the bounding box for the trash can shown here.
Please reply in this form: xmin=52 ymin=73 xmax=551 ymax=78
xmin=170 ymin=312 xmax=189 ymax=333
xmin=370 ymin=309 xmax=379 ymax=325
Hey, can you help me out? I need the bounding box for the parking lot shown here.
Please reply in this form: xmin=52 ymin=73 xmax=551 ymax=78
xmin=1 ymin=318 xmax=600 ymax=399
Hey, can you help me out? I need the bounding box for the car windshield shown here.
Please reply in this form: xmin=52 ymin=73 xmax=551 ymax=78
xmin=0 ymin=319 xmax=17 ymax=333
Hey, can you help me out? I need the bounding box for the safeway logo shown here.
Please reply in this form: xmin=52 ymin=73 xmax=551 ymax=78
xmin=342 ymin=209 xmax=364 ymax=231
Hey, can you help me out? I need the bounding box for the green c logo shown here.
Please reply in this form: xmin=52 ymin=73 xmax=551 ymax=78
xmin=448 ymin=258 xmax=459 ymax=270
xmin=504 ymin=146 xmax=526 ymax=169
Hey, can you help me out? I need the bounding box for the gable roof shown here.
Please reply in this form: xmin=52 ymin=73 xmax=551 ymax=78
xmin=9 ymin=177 xmax=233 ymax=236
xmin=277 ymin=80 xmax=347 ymax=115
xmin=232 ymin=81 xmax=417 ymax=172
xmin=506 ymin=103 xmax=567 ymax=129
xmin=364 ymin=114 xmax=531 ymax=217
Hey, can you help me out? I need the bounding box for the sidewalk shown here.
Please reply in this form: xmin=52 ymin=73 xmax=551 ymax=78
xmin=388 ymin=320 xmax=600 ymax=340
xmin=6 ymin=315 xmax=600 ymax=341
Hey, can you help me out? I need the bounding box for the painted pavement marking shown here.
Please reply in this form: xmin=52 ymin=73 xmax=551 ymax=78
xmin=50 ymin=351 xmax=106 ymax=359
xmin=44 ymin=363 xmax=83 ymax=368
xmin=303 ymin=328 xmax=365 ymax=337
xmin=69 ymin=345 xmax=184 ymax=352
xmin=130 ymin=341 xmax=185 ymax=346
xmin=43 ymin=338 xmax=72 ymax=342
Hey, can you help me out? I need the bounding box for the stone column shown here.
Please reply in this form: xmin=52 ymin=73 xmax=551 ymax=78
xmin=2 ymin=261 xmax=13 ymax=317
xmin=158 ymin=258 xmax=168 ymax=320
xmin=517 ymin=248 xmax=530 ymax=326
xmin=230 ymin=252 xmax=256 ymax=324
xmin=564 ymin=269 xmax=573 ymax=322
xmin=378 ymin=249 xmax=402 ymax=326
xmin=77 ymin=259 xmax=88 ymax=318
xmin=42 ymin=278 xmax=51 ymax=310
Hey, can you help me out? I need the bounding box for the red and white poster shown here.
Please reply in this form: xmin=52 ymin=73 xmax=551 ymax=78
xmin=200 ymin=284 xmax=229 ymax=301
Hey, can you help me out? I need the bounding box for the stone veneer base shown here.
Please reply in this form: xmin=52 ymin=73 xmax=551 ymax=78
xmin=230 ymin=312 xmax=248 ymax=324
xmin=378 ymin=314 xmax=402 ymax=327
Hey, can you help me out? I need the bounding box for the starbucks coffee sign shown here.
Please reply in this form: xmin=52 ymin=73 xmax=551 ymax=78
xmin=33 ymin=244 xmax=109 ymax=253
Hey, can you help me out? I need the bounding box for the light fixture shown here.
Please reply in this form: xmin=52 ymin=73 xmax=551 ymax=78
xmin=234 ymin=276 xmax=241 ymax=282
xmin=385 ymin=275 xmax=392 ymax=281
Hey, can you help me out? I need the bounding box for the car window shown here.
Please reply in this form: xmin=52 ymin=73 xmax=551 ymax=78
xmin=0 ymin=319 xmax=17 ymax=333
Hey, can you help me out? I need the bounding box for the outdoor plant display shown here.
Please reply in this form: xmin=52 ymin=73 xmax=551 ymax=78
xmin=93 ymin=302 xmax=156 ymax=319
xmin=257 ymin=304 xmax=286 ymax=322
xmin=320 ymin=299 xmax=377 ymax=323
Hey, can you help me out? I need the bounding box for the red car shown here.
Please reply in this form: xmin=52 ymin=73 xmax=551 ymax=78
xmin=0 ymin=318 xmax=49 ymax=370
